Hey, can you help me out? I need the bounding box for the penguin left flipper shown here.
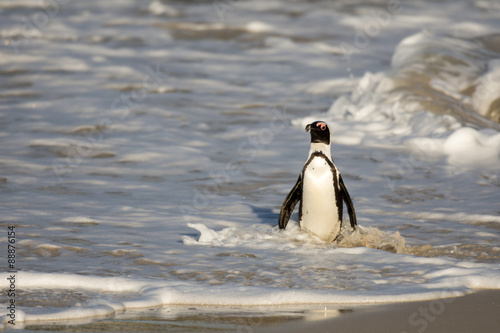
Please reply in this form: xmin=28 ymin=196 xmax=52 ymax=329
xmin=278 ymin=175 xmax=302 ymax=229
xmin=339 ymin=175 xmax=357 ymax=229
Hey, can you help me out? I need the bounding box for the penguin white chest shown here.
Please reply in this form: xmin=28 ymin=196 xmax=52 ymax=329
xmin=300 ymin=156 xmax=340 ymax=242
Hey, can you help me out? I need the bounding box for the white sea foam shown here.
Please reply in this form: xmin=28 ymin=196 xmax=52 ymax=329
xmin=2 ymin=255 xmax=500 ymax=325
xmin=296 ymin=32 xmax=500 ymax=169
xmin=147 ymin=0 xmax=179 ymax=17
xmin=473 ymin=59 xmax=500 ymax=119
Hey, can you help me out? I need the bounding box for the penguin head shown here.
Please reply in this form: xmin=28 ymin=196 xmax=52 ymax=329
xmin=305 ymin=121 xmax=330 ymax=145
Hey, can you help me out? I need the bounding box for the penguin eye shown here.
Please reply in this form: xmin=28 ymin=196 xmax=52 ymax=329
xmin=317 ymin=122 xmax=326 ymax=131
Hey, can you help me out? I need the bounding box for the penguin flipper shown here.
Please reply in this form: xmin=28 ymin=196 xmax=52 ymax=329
xmin=339 ymin=175 xmax=357 ymax=229
xmin=278 ymin=175 xmax=302 ymax=229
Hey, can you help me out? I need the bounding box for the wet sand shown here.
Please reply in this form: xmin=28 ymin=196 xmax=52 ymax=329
xmin=10 ymin=290 xmax=500 ymax=332
xmin=258 ymin=290 xmax=500 ymax=333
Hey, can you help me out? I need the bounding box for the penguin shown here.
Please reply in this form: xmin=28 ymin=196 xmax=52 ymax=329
xmin=278 ymin=120 xmax=357 ymax=242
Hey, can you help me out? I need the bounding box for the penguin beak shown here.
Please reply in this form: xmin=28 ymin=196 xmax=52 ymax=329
xmin=305 ymin=124 xmax=311 ymax=132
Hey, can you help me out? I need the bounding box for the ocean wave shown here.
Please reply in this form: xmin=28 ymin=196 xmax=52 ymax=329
xmin=388 ymin=31 xmax=500 ymax=127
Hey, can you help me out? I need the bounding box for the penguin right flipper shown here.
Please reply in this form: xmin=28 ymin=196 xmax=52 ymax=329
xmin=278 ymin=175 xmax=302 ymax=229
xmin=339 ymin=175 xmax=357 ymax=229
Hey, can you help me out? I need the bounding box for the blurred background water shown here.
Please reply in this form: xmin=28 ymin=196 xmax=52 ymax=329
xmin=1 ymin=0 xmax=500 ymax=331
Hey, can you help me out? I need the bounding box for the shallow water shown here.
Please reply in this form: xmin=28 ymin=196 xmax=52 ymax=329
xmin=3 ymin=303 xmax=359 ymax=332
xmin=1 ymin=0 xmax=500 ymax=330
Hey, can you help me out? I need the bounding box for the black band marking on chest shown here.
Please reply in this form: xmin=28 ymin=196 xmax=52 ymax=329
xmin=299 ymin=151 xmax=343 ymax=223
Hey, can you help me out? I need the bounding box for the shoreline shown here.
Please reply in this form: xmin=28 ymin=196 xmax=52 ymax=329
xmin=258 ymin=289 xmax=500 ymax=333
xmin=6 ymin=290 xmax=500 ymax=332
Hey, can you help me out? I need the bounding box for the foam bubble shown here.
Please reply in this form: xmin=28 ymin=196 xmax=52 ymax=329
xmin=147 ymin=0 xmax=179 ymax=16
xmin=245 ymin=21 xmax=274 ymax=33
xmin=442 ymin=127 xmax=500 ymax=166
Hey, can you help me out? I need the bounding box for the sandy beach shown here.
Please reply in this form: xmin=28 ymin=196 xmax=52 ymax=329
xmin=259 ymin=290 xmax=500 ymax=333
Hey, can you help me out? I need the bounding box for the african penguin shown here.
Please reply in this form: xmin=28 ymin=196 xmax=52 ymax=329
xmin=278 ymin=121 xmax=357 ymax=242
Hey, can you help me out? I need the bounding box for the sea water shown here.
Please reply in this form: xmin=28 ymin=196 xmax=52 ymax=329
xmin=1 ymin=0 xmax=500 ymax=331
